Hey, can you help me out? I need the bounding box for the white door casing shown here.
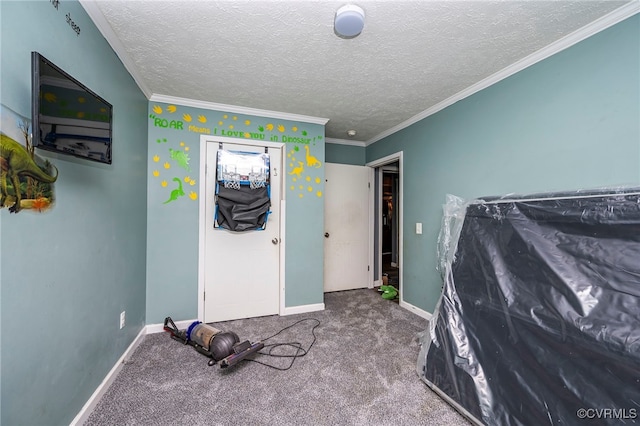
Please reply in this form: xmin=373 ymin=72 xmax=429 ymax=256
xmin=323 ymin=163 xmax=372 ymax=293
xmin=367 ymin=151 xmax=403 ymax=301
xmin=199 ymin=136 xmax=284 ymax=323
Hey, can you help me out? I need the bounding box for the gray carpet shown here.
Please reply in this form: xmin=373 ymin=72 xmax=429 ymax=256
xmin=85 ymin=289 xmax=470 ymax=426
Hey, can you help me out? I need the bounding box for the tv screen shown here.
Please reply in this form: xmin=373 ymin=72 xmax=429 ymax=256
xmin=31 ymin=52 xmax=112 ymax=164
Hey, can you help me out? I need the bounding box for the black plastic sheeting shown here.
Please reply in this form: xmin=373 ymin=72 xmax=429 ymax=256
xmin=215 ymin=185 xmax=270 ymax=232
xmin=417 ymin=188 xmax=640 ymax=426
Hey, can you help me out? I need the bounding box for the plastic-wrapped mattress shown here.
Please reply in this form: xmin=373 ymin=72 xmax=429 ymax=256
xmin=417 ymin=188 xmax=640 ymax=425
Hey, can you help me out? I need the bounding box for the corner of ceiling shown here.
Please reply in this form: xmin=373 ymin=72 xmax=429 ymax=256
xmin=79 ymin=0 xmax=153 ymax=99
xmin=364 ymin=1 xmax=640 ymax=147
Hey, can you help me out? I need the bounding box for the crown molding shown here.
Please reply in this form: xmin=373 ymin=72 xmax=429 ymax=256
xmin=365 ymin=2 xmax=640 ymax=146
xmin=81 ymin=0 xmax=637 ymax=142
xmin=149 ymin=94 xmax=329 ymax=125
xmin=79 ymin=0 xmax=332 ymax=129
xmin=79 ymin=0 xmax=153 ymax=98
xmin=326 ymin=138 xmax=367 ymax=147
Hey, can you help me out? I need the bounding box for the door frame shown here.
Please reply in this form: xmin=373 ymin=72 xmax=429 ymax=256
xmin=366 ymin=151 xmax=403 ymax=301
xmin=197 ymin=135 xmax=286 ymax=321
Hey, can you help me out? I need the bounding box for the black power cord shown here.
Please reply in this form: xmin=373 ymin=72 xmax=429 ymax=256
xmin=244 ymin=318 xmax=321 ymax=371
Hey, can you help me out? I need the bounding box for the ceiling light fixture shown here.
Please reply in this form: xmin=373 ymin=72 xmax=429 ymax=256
xmin=347 ymin=130 xmax=357 ymax=137
xmin=334 ymin=5 xmax=365 ymax=38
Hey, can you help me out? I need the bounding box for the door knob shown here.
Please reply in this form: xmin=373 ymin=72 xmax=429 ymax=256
xmin=272 ymin=238 xmax=279 ymax=245
xmin=324 ymin=232 xmax=330 ymax=238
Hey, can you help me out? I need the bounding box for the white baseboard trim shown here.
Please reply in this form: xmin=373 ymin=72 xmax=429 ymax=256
xmin=70 ymin=327 xmax=146 ymax=426
xmin=146 ymin=318 xmax=197 ymax=334
xmin=400 ymin=300 xmax=433 ymax=321
xmin=282 ymin=303 xmax=325 ymax=316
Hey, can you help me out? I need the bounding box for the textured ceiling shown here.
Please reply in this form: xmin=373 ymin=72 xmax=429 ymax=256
xmin=82 ymin=0 xmax=634 ymax=144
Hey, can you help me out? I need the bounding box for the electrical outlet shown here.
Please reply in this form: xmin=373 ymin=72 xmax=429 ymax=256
xmin=416 ymin=222 xmax=423 ymax=234
xmin=120 ymin=311 xmax=126 ymax=329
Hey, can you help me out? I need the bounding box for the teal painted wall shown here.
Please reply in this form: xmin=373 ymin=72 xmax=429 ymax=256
xmin=146 ymin=102 xmax=325 ymax=323
xmin=1 ymin=3 xmax=636 ymax=423
xmin=0 ymin=1 xmax=148 ymax=425
xmin=325 ymin=142 xmax=366 ymax=165
xmin=367 ymin=15 xmax=640 ymax=313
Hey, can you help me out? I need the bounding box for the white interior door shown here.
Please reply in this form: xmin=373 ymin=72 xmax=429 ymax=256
xmin=324 ymin=163 xmax=371 ymax=292
xmin=204 ymin=140 xmax=282 ymax=322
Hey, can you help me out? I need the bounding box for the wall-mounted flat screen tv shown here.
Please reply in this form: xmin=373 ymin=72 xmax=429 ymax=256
xmin=31 ymin=52 xmax=112 ymax=164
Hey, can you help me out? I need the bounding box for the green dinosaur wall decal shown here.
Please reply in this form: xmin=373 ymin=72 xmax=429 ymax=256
xmin=163 ymin=177 xmax=185 ymax=204
xmin=169 ymin=148 xmax=190 ymax=171
xmin=1 ymin=134 xmax=58 ymax=213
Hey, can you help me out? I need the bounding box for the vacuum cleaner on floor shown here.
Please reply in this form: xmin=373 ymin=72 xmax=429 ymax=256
xmin=163 ymin=317 xmax=264 ymax=368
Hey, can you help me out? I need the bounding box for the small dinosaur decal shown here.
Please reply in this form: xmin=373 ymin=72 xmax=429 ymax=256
xmin=289 ymin=161 xmax=304 ymax=177
xmin=169 ymin=148 xmax=190 ymax=171
xmin=304 ymin=145 xmax=321 ymax=168
xmin=1 ymin=134 xmax=57 ymax=213
xmin=163 ymin=177 xmax=185 ymax=204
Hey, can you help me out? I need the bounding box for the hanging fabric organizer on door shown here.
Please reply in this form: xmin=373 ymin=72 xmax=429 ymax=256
xmin=214 ymin=145 xmax=271 ymax=232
